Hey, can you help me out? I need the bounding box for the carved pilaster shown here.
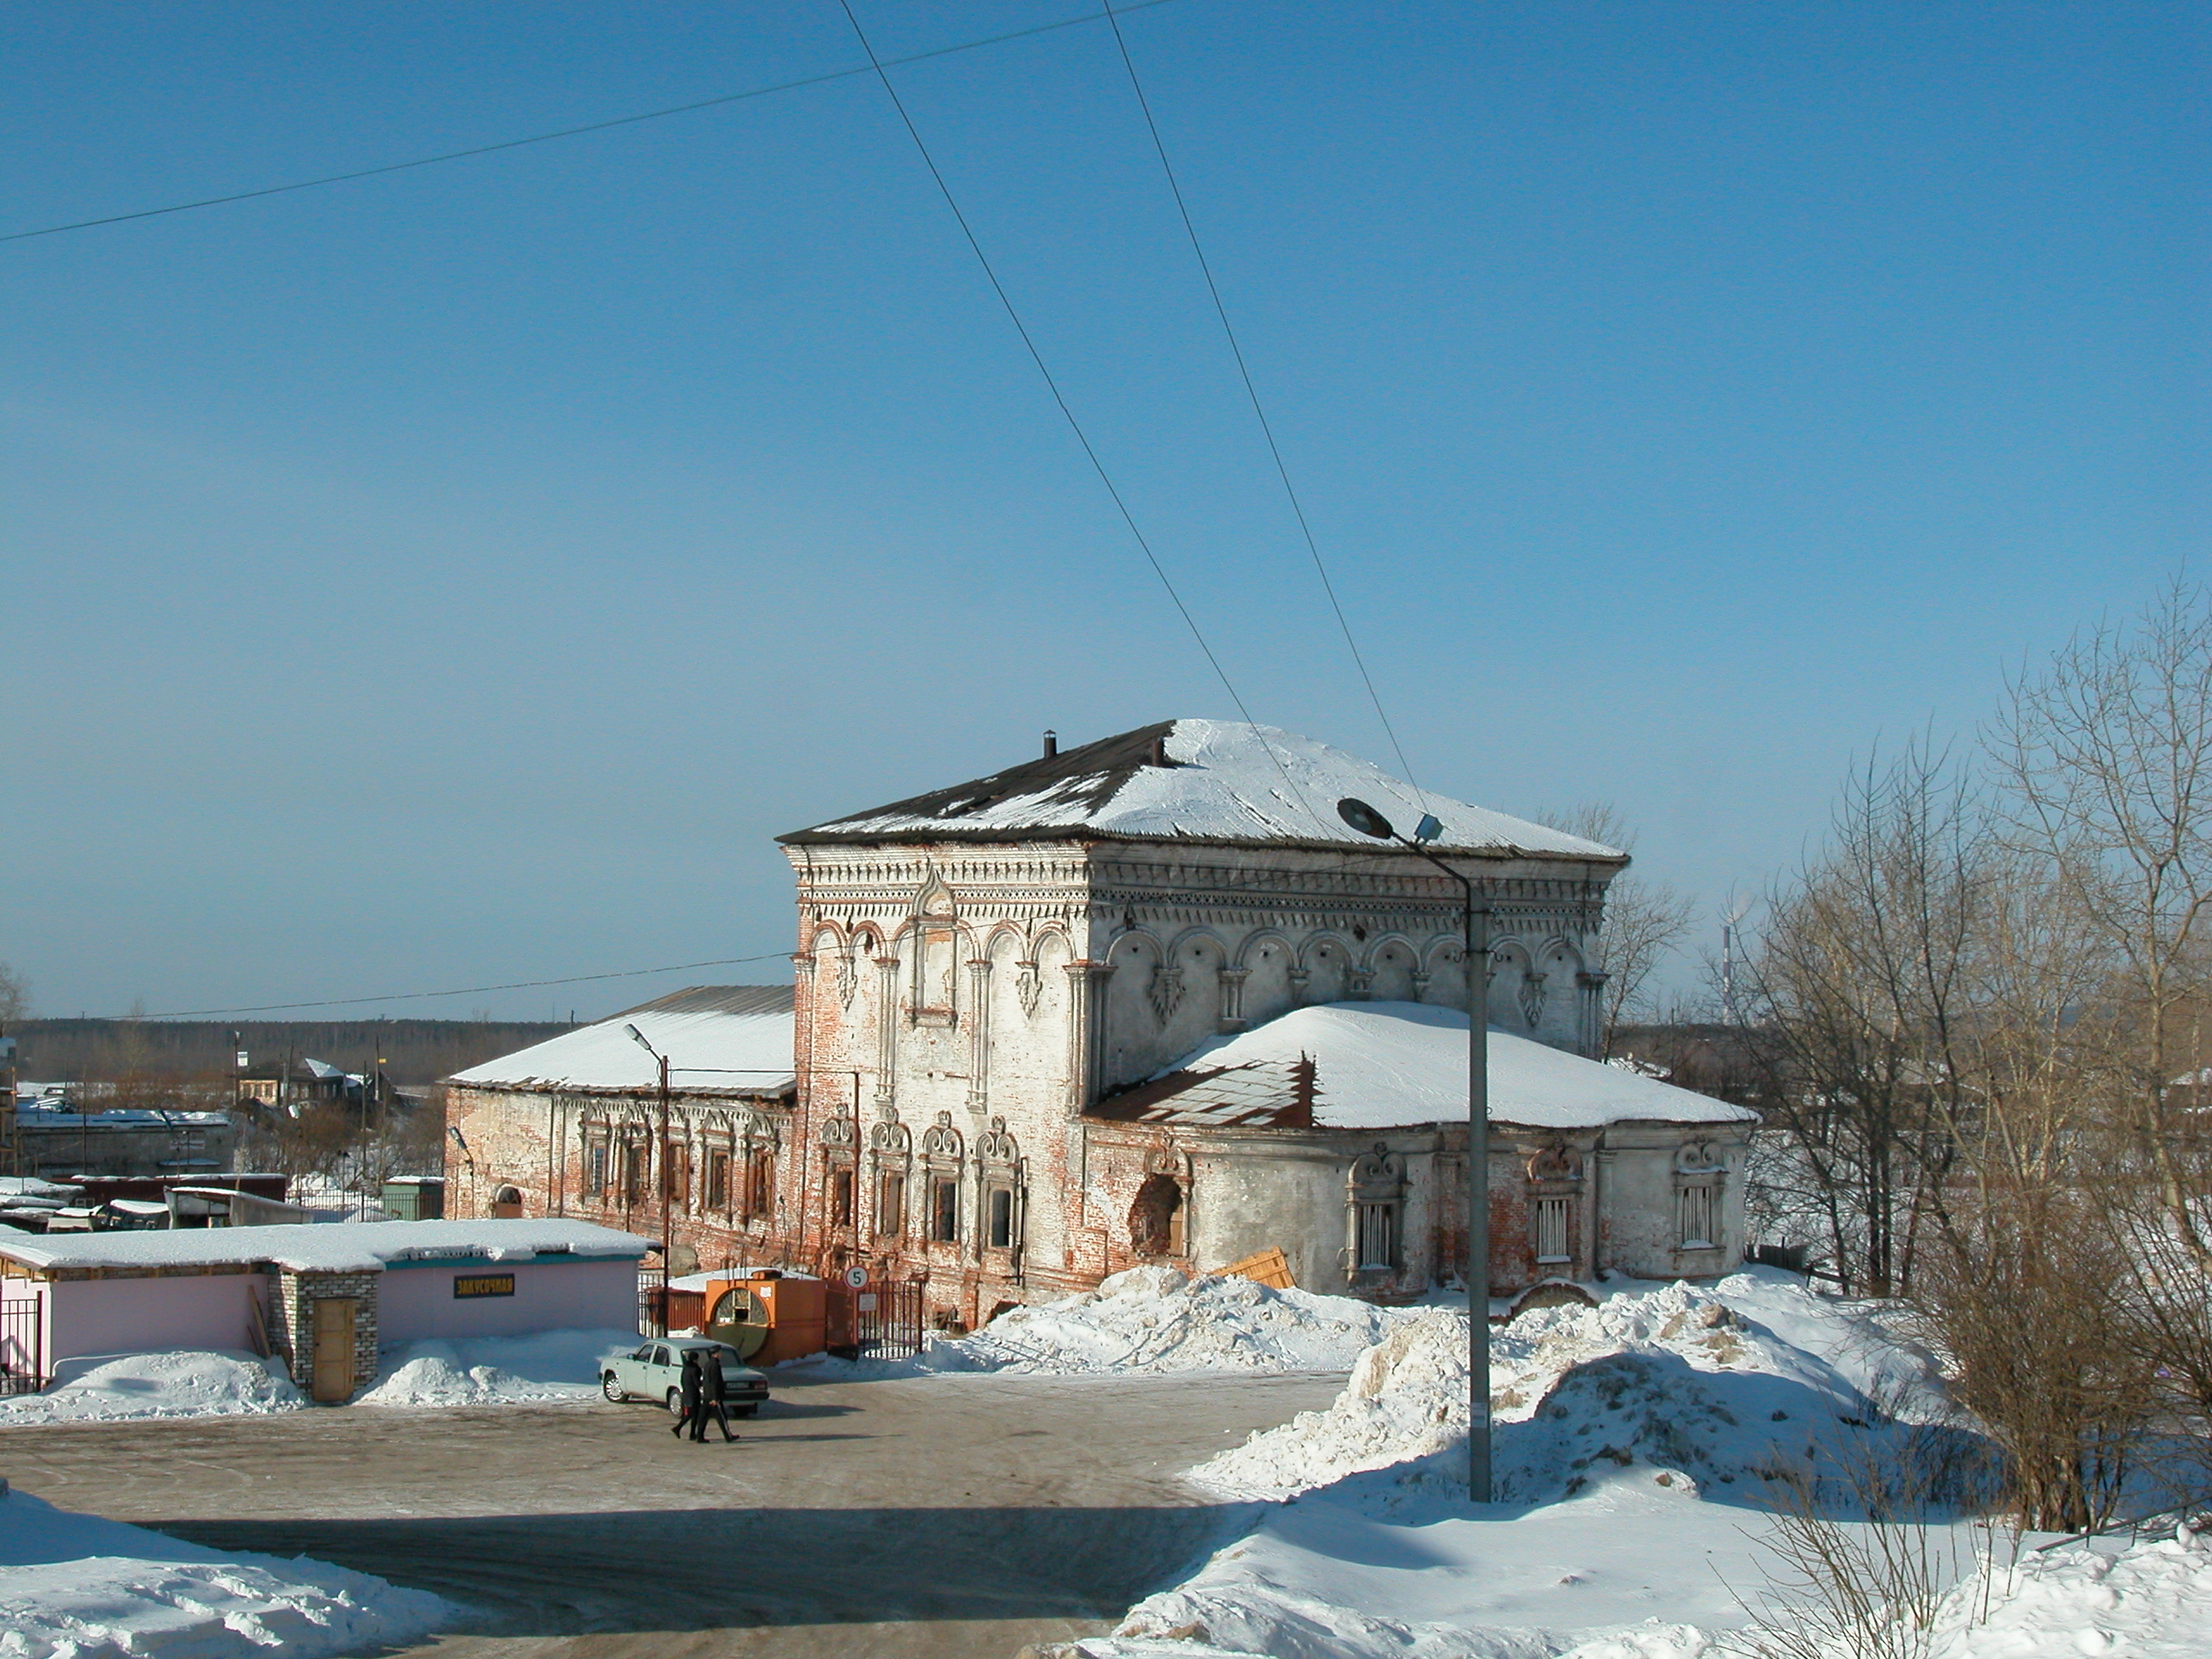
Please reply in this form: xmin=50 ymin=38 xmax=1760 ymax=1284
xmin=1217 ymin=966 xmax=1249 ymax=1032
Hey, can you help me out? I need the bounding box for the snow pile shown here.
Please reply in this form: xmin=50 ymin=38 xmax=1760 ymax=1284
xmin=893 ymin=1266 xmax=1408 ymax=1376
xmin=0 ymin=1351 xmax=303 ymax=1424
xmin=1057 ymin=1272 xmax=1996 ymax=1659
xmin=0 ymin=1485 xmax=456 ymax=1659
xmin=357 ymin=1327 xmax=639 ymax=1407
xmin=1922 ymin=1525 xmax=2212 ymax=1659
xmin=1194 ymin=1272 xmax=1951 ymax=1503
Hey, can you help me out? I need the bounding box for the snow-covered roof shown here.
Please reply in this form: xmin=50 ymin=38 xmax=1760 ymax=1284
xmin=1101 ymin=1001 xmax=1758 ymax=1132
xmin=783 ymin=720 xmax=1625 ymax=860
xmin=0 ymin=1217 xmax=652 ymax=1275
xmin=450 ymin=985 xmax=795 ymax=1094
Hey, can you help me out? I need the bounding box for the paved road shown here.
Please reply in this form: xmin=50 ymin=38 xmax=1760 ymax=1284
xmin=3 ymin=1370 xmax=1342 ymax=1658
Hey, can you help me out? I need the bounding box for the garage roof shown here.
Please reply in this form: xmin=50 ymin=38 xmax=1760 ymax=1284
xmin=0 ymin=1217 xmax=652 ymax=1275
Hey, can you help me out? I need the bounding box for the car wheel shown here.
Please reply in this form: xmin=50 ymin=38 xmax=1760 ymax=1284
xmin=733 ymin=1405 xmax=759 ymax=1418
xmin=668 ymin=1389 xmax=683 ymax=1416
xmin=601 ymin=1373 xmax=626 ymax=1402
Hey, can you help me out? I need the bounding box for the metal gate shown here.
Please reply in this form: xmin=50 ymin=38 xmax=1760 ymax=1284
xmin=637 ymin=1266 xmax=667 ymax=1337
xmin=852 ymin=1279 xmax=923 ymax=1361
xmin=0 ymin=1295 xmax=43 ymax=1395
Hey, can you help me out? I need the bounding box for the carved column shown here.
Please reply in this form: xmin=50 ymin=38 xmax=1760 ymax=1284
xmin=967 ymin=957 xmax=993 ymax=1112
xmin=1063 ymin=960 xmax=1116 ymax=1114
xmin=1577 ymin=969 xmax=1608 ymax=1059
xmin=874 ymin=954 xmax=900 ymax=1110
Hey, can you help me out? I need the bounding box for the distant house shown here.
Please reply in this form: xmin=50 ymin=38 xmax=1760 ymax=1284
xmin=446 ymin=721 xmax=1758 ymax=1327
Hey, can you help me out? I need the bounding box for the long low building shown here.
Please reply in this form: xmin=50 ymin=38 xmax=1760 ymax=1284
xmin=0 ymin=1218 xmax=650 ymax=1402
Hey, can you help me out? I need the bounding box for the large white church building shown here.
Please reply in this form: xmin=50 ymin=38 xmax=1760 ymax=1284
xmin=448 ymin=720 xmax=1755 ymax=1328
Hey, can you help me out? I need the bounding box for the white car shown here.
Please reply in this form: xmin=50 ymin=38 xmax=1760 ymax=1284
xmin=601 ymin=1338 xmax=769 ymax=1415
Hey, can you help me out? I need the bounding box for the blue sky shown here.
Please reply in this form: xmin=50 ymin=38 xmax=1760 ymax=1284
xmin=4 ymin=1 xmax=2202 ymax=1021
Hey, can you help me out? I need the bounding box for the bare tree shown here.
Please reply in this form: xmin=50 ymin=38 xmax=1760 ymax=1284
xmin=0 ymin=961 xmax=29 ymax=1025
xmin=1992 ymin=575 xmax=2212 ymax=1274
xmin=1541 ymin=802 xmax=1695 ymax=1058
xmin=1738 ymin=740 xmax=1986 ymax=1295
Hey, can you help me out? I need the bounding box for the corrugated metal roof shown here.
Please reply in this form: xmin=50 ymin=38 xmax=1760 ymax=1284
xmin=613 ymin=984 xmax=795 ymax=1019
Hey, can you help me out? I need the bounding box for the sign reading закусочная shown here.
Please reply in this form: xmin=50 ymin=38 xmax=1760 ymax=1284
xmin=452 ymin=1274 xmax=516 ymax=1299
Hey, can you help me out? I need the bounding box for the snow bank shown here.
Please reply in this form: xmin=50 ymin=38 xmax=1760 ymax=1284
xmin=357 ymin=1327 xmax=639 ymax=1408
xmin=0 ymin=1351 xmax=303 ymax=1424
xmin=0 ymin=1486 xmax=456 ymax=1659
xmin=1923 ymin=1525 xmax=2212 ymax=1659
xmin=1193 ymin=1271 xmax=1953 ymax=1504
xmin=794 ymin=1266 xmax=1408 ymax=1378
xmin=1056 ymin=1272 xmax=2006 ymax=1659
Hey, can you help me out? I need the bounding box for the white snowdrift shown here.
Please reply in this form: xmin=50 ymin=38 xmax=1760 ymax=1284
xmin=1923 ymin=1524 xmax=2212 ymax=1659
xmin=1193 ymin=1272 xmax=1953 ymax=1504
xmin=0 ymin=1351 xmax=303 ymax=1425
xmin=357 ymin=1327 xmax=639 ymax=1407
xmin=791 ymin=1265 xmax=1409 ymax=1378
xmin=1065 ymin=1271 xmax=2026 ymax=1659
xmin=0 ymin=1486 xmax=456 ymax=1659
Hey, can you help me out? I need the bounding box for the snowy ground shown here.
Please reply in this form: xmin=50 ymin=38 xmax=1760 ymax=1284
xmin=0 ymin=1329 xmax=640 ymax=1420
xmin=0 ymin=1351 xmax=304 ymax=1424
xmin=786 ymin=1264 xmax=1410 ymax=1380
xmin=1050 ymin=1269 xmax=2212 ymax=1659
xmin=0 ymin=1484 xmax=456 ymax=1659
xmin=356 ymin=1326 xmax=639 ymax=1408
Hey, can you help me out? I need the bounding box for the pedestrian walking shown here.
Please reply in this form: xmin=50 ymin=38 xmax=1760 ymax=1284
xmin=695 ymin=1345 xmax=739 ymax=1442
xmin=670 ymin=1349 xmax=703 ymax=1439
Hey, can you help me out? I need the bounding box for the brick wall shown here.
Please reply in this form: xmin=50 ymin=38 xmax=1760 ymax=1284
xmin=268 ymin=1267 xmax=379 ymax=1402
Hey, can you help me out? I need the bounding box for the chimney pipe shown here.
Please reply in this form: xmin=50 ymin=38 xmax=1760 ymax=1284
xmin=1148 ymin=734 xmax=1168 ymax=766
xmin=1042 ymin=729 xmax=1058 ymax=759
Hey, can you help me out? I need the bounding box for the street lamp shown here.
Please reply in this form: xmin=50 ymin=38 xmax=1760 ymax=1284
xmin=626 ymin=1023 xmax=674 ymax=1337
xmin=1338 ymin=796 xmax=1492 ymax=1502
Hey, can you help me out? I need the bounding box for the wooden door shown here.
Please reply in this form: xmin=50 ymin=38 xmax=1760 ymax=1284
xmin=310 ymin=1298 xmax=357 ymax=1402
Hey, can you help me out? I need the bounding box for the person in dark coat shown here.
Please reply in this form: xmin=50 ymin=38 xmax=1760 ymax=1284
xmin=694 ymin=1345 xmax=739 ymax=1442
xmin=670 ymin=1350 xmax=703 ymax=1438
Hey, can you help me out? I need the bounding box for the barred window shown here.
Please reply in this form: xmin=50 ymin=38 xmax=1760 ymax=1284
xmin=1534 ymin=1197 xmax=1571 ymax=1264
xmin=1678 ymin=1184 xmax=1718 ymax=1249
xmin=745 ymin=1151 xmax=775 ymax=1222
xmin=621 ymin=1142 xmax=648 ymax=1207
xmin=704 ymin=1149 xmax=730 ymax=1212
xmin=1357 ymin=1200 xmax=1398 ymax=1270
xmin=584 ymin=1141 xmax=609 ymax=1198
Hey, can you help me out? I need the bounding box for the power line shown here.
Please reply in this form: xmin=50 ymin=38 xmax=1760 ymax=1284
xmin=0 ymin=0 xmax=1189 ymax=246
xmin=99 ymin=953 xmax=794 ymax=1021
xmin=1100 ymin=0 xmax=1427 ymax=804
xmin=834 ymin=0 xmax=1320 ymax=823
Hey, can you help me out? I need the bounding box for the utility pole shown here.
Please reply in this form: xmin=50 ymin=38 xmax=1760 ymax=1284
xmin=1338 ymin=797 xmax=1492 ymax=1502
xmin=626 ymin=1025 xmax=675 ymax=1337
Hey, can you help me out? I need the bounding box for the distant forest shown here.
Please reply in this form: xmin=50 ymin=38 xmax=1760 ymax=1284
xmin=9 ymin=1018 xmax=576 ymax=1087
